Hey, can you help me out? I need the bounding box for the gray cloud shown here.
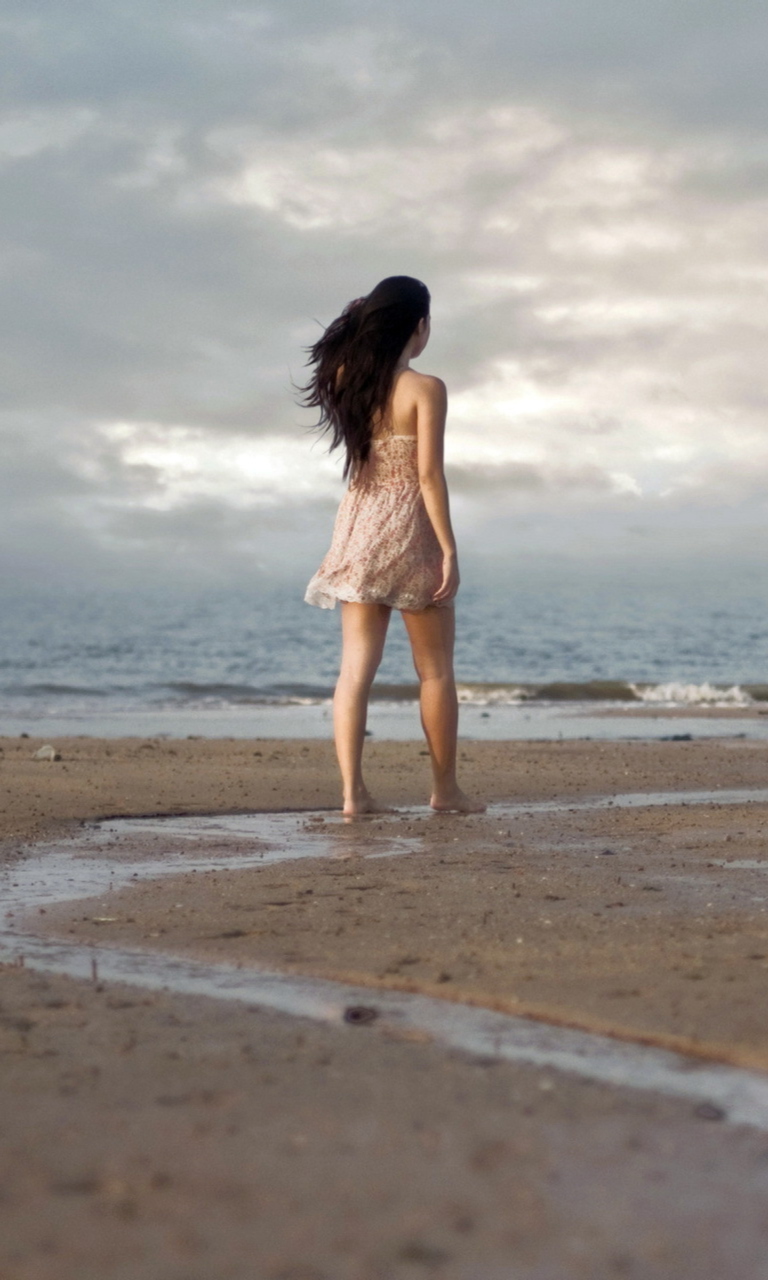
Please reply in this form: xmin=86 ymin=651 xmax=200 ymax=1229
xmin=1 ymin=1 xmax=767 ymax=583
xmin=448 ymin=459 xmax=629 ymax=495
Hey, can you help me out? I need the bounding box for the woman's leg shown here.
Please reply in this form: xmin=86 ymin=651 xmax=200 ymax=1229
xmin=334 ymin=601 xmax=391 ymax=814
xmin=401 ymin=606 xmax=484 ymax=811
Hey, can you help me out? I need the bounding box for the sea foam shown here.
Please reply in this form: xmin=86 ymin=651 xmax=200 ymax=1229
xmin=631 ymin=682 xmax=752 ymax=707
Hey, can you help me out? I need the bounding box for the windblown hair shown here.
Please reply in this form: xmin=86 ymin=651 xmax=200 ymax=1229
xmin=300 ymin=275 xmax=431 ymax=478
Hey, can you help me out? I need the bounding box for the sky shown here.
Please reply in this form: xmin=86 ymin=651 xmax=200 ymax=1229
xmin=2 ymin=0 xmax=768 ymax=591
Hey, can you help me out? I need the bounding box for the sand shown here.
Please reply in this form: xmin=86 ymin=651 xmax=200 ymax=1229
xmin=3 ymin=732 xmax=768 ymax=1278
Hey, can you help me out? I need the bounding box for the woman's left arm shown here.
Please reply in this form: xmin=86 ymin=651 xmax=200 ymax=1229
xmin=414 ymin=375 xmax=460 ymax=603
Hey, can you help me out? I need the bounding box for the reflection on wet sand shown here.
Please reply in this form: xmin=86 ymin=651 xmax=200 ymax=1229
xmin=4 ymin=789 xmax=768 ymax=1134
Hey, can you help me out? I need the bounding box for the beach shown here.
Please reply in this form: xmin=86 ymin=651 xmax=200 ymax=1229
xmin=6 ymin=0 xmax=768 ymax=1269
xmin=3 ymin=732 xmax=768 ymax=1277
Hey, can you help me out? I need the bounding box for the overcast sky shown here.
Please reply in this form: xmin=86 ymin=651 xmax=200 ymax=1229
xmin=2 ymin=0 xmax=768 ymax=589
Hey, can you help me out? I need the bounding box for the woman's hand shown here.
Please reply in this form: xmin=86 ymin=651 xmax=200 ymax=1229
xmin=433 ymin=553 xmax=459 ymax=603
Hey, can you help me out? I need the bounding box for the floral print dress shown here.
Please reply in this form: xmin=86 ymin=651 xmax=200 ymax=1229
xmin=304 ymin=420 xmax=447 ymax=612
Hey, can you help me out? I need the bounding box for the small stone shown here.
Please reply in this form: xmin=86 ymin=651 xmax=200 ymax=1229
xmin=694 ymin=1102 xmax=726 ymax=1121
xmin=33 ymin=744 xmax=61 ymax=762
xmin=343 ymin=1005 xmax=378 ymax=1025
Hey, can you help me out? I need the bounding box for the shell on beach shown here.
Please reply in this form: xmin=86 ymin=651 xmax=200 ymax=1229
xmin=32 ymin=744 xmax=61 ymax=762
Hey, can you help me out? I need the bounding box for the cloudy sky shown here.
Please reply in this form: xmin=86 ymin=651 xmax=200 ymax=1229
xmin=2 ymin=0 xmax=768 ymax=590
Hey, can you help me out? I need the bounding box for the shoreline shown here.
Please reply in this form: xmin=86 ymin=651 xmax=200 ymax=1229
xmin=4 ymin=698 xmax=768 ymax=744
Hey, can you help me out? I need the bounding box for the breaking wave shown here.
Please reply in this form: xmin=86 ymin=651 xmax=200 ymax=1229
xmin=630 ymin=682 xmax=758 ymax=707
xmin=3 ymin=679 xmax=767 ymax=714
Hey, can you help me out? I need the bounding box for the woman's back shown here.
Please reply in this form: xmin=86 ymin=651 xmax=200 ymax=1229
xmin=371 ymin=368 xmax=419 ymax=440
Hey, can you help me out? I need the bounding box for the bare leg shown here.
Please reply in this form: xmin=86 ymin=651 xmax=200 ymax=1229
xmin=334 ymin=602 xmax=391 ymax=815
xmin=401 ymin=606 xmax=485 ymax=812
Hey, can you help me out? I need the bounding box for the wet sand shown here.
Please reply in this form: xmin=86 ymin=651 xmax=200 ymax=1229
xmin=34 ymin=794 xmax=768 ymax=1070
xmin=4 ymin=730 xmax=768 ymax=840
xmin=3 ymin=733 xmax=768 ymax=1277
xmin=6 ymin=962 xmax=768 ymax=1280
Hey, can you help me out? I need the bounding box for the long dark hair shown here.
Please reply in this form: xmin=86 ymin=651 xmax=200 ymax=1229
xmin=301 ymin=275 xmax=431 ymax=477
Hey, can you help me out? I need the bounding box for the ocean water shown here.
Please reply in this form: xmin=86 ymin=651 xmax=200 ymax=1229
xmin=1 ymin=566 xmax=767 ymax=737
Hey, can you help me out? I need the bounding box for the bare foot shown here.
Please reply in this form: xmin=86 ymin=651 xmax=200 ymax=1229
xmin=342 ymin=788 xmax=388 ymax=818
xmin=430 ymin=787 xmax=486 ymax=813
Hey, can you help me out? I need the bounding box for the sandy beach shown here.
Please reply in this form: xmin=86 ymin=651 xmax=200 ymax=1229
xmin=3 ymin=732 xmax=768 ymax=1278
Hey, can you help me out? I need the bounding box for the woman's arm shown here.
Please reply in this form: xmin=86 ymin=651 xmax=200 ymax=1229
xmin=414 ymin=375 xmax=460 ymax=603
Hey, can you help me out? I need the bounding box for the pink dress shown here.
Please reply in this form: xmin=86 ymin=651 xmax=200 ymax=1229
xmin=305 ymin=421 xmax=447 ymax=612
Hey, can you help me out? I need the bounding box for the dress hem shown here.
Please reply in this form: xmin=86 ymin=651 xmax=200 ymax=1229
xmin=304 ymin=584 xmax=453 ymax=612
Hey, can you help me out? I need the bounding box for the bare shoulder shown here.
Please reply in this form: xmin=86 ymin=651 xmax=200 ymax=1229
xmin=398 ymin=369 xmax=447 ymax=403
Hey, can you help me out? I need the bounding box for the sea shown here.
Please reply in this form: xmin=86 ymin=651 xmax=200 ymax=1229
xmin=2 ymin=563 xmax=768 ymax=741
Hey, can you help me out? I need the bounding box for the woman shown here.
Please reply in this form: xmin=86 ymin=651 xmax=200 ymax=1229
xmin=303 ymin=276 xmax=483 ymax=816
